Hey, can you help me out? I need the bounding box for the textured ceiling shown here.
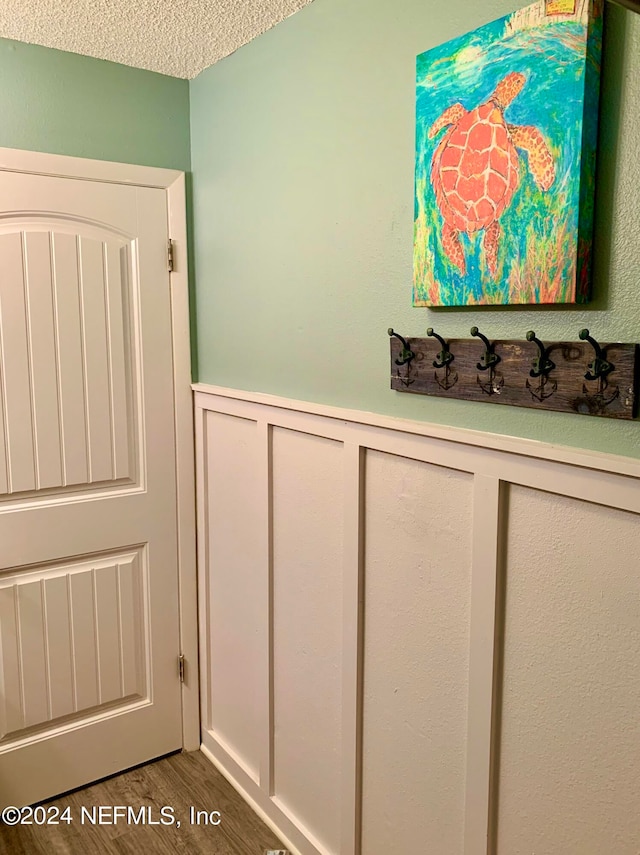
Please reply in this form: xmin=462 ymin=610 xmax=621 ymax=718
xmin=0 ymin=0 xmax=313 ymax=79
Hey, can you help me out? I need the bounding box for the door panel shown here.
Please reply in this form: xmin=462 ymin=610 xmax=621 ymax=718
xmin=0 ymin=225 xmax=137 ymax=499
xmin=0 ymin=550 xmax=146 ymax=741
xmin=0 ymin=171 xmax=182 ymax=806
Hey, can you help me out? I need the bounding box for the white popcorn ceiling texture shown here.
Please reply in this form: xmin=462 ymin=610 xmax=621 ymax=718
xmin=0 ymin=0 xmax=313 ymax=79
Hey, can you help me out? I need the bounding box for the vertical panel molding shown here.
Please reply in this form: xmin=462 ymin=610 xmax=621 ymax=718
xmin=464 ymin=475 xmax=503 ymax=855
xmin=195 ymin=406 xmax=211 ymax=733
xmin=258 ymin=419 xmax=274 ymax=795
xmin=340 ymin=443 xmax=364 ymax=855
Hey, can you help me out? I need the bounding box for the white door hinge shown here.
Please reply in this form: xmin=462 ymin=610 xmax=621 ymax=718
xmin=178 ymin=654 xmax=185 ymax=683
xmin=167 ymin=239 xmax=175 ymax=273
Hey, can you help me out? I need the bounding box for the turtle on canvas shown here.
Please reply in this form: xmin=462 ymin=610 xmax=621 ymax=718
xmin=428 ymin=71 xmax=556 ymax=277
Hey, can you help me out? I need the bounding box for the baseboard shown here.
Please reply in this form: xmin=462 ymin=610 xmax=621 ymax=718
xmin=200 ymin=740 xmax=310 ymax=855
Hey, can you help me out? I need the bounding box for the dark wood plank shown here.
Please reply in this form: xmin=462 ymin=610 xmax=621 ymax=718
xmin=390 ymin=336 xmax=639 ymax=419
xmin=0 ymin=752 xmax=285 ymax=855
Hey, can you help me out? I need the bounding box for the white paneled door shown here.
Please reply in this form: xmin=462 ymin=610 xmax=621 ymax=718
xmin=0 ymin=170 xmax=182 ymax=806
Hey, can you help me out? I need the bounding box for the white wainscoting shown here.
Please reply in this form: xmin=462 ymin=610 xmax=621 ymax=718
xmin=193 ymin=384 xmax=640 ymax=855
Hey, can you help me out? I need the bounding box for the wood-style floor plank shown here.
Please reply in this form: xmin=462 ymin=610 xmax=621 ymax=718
xmin=0 ymin=751 xmax=285 ymax=855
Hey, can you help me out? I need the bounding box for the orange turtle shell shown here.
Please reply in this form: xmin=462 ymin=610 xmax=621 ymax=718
xmin=431 ymin=102 xmax=520 ymax=234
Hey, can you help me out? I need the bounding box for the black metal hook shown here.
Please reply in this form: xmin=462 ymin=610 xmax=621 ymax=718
xmin=579 ymin=329 xmax=614 ymax=381
xmin=388 ymin=328 xmax=415 ymax=366
xmin=526 ymin=330 xmax=556 ymax=378
xmin=470 ymin=326 xmax=500 ymax=371
xmin=426 ymin=327 xmax=454 ymax=369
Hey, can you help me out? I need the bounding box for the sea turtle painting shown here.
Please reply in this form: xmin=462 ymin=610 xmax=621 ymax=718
xmin=428 ymin=72 xmax=556 ymax=278
xmin=413 ymin=0 xmax=603 ymax=306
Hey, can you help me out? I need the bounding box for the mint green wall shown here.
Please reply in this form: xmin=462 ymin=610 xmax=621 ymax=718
xmin=190 ymin=0 xmax=640 ymax=458
xmin=0 ymin=38 xmax=190 ymax=170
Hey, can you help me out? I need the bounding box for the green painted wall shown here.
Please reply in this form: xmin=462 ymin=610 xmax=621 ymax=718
xmin=0 ymin=38 xmax=190 ymax=170
xmin=190 ymin=0 xmax=640 ymax=459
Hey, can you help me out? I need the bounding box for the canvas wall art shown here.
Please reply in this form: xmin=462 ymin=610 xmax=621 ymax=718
xmin=413 ymin=0 xmax=603 ymax=307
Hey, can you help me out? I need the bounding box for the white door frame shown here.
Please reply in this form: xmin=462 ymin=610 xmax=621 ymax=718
xmin=0 ymin=146 xmax=200 ymax=751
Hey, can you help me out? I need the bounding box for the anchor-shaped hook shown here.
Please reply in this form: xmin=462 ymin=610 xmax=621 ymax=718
xmin=579 ymin=329 xmax=614 ymax=382
xmin=578 ymin=329 xmax=618 ymax=411
xmin=427 ymin=327 xmax=458 ymax=390
xmin=471 ymin=327 xmax=503 ymax=395
xmin=388 ymin=328 xmax=415 ymax=387
xmin=526 ymin=331 xmax=555 ymax=378
xmin=525 ymin=330 xmax=557 ymax=402
xmin=388 ymin=328 xmax=415 ymax=366
xmin=470 ymin=326 xmax=500 ymax=371
xmin=426 ymin=328 xmax=453 ymax=369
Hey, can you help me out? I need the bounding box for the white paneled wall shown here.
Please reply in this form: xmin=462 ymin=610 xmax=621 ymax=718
xmin=202 ymin=411 xmax=262 ymax=780
xmin=498 ymin=488 xmax=640 ymax=855
xmin=362 ymin=453 xmax=472 ymax=855
xmin=272 ymin=429 xmax=344 ymax=855
xmin=194 ymin=384 xmax=640 ymax=855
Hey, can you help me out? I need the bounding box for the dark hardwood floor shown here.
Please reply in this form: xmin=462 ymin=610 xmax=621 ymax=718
xmin=0 ymin=751 xmax=286 ymax=854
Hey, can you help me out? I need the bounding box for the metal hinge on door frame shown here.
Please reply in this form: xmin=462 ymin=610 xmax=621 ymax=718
xmin=167 ymin=239 xmax=175 ymax=273
xmin=178 ymin=654 xmax=185 ymax=683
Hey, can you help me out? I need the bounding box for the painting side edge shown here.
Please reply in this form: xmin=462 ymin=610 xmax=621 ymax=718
xmin=576 ymin=0 xmax=604 ymax=303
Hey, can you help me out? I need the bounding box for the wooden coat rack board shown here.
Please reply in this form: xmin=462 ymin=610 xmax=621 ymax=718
xmin=388 ymin=328 xmax=639 ymax=419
